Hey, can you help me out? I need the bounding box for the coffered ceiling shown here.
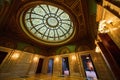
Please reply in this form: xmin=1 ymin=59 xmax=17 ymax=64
xmin=0 ymin=0 xmax=97 ymax=49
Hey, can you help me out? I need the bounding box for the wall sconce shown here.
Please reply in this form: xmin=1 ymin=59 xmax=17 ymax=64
xmin=33 ymin=56 xmax=39 ymax=62
xmin=11 ymin=53 xmax=20 ymax=60
xmin=72 ymin=55 xmax=76 ymax=60
xmin=55 ymin=56 xmax=59 ymax=62
xmin=98 ymin=20 xmax=110 ymax=33
xmin=107 ymin=20 xmax=113 ymax=26
xmin=95 ymin=46 xmax=101 ymax=53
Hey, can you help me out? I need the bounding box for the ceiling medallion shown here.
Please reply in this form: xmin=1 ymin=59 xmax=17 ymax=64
xmin=19 ymin=2 xmax=76 ymax=45
xmin=46 ymin=16 xmax=59 ymax=27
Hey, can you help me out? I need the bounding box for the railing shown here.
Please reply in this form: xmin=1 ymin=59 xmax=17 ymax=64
xmin=103 ymin=0 xmax=120 ymax=18
xmin=108 ymin=0 xmax=120 ymax=8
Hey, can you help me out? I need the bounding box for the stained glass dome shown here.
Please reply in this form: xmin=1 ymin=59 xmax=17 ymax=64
xmin=20 ymin=3 xmax=75 ymax=45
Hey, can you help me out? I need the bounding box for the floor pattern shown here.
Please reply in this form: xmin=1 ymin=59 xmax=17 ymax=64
xmin=0 ymin=74 xmax=86 ymax=80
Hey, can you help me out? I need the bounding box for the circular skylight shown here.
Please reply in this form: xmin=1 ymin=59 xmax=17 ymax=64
xmin=20 ymin=3 xmax=75 ymax=45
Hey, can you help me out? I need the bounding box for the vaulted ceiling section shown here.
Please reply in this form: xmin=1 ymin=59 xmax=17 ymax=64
xmin=0 ymin=0 xmax=97 ymax=50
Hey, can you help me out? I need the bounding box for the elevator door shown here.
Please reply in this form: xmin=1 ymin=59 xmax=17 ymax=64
xmin=36 ymin=58 xmax=44 ymax=74
xmin=48 ymin=58 xmax=54 ymax=74
xmin=0 ymin=51 xmax=8 ymax=64
xmin=62 ymin=57 xmax=70 ymax=75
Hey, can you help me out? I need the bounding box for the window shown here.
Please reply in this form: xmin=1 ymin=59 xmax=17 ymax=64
xmin=22 ymin=4 xmax=75 ymax=45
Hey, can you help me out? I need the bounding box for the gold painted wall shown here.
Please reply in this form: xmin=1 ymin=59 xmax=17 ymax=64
xmin=102 ymin=0 xmax=120 ymax=49
xmin=0 ymin=46 xmax=45 ymax=78
xmin=42 ymin=50 xmax=114 ymax=79
xmin=0 ymin=46 xmax=115 ymax=79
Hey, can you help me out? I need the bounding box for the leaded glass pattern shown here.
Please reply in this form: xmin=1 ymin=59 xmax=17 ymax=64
xmin=24 ymin=4 xmax=74 ymax=42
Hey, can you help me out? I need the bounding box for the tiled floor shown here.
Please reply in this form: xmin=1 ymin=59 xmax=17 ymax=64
xmin=0 ymin=74 xmax=86 ymax=80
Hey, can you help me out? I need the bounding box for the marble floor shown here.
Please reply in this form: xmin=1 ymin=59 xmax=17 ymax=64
xmin=0 ymin=74 xmax=87 ymax=80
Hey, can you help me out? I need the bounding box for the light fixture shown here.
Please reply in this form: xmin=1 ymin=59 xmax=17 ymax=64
xmin=72 ymin=55 xmax=76 ymax=60
xmin=33 ymin=56 xmax=39 ymax=62
xmin=55 ymin=56 xmax=59 ymax=62
xmin=107 ymin=20 xmax=113 ymax=26
xmin=98 ymin=20 xmax=110 ymax=33
xmin=11 ymin=53 xmax=20 ymax=60
xmin=95 ymin=46 xmax=101 ymax=53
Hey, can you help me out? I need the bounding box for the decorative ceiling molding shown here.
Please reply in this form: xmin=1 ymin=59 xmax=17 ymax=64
xmin=70 ymin=0 xmax=80 ymax=9
xmin=0 ymin=0 xmax=12 ymax=6
xmin=0 ymin=0 xmax=97 ymax=49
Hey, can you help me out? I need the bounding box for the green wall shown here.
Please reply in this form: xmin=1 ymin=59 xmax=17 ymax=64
xmin=87 ymin=0 xmax=97 ymax=15
xmin=56 ymin=45 xmax=76 ymax=54
xmin=17 ymin=42 xmax=40 ymax=54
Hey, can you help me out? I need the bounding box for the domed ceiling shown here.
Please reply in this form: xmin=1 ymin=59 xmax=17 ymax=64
xmin=0 ymin=0 xmax=97 ymax=49
xmin=19 ymin=3 xmax=76 ymax=45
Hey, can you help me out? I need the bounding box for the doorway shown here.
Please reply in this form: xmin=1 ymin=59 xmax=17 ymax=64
xmin=48 ymin=58 xmax=54 ymax=74
xmin=0 ymin=51 xmax=8 ymax=64
xmin=62 ymin=57 xmax=70 ymax=76
xmin=81 ymin=54 xmax=98 ymax=80
xmin=36 ymin=58 xmax=44 ymax=74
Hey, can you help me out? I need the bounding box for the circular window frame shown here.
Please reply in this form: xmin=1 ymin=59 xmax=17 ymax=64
xmin=17 ymin=1 xmax=76 ymax=45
